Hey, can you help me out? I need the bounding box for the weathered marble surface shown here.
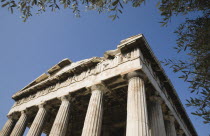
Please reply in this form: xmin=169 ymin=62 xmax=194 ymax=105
xmin=49 ymin=95 xmax=71 ymax=136
xmin=10 ymin=111 xmax=28 ymax=136
xmin=0 ymin=116 xmax=16 ymax=136
xmin=81 ymin=85 xmax=104 ymax=136
xmin=126 ymin=72 xmax=149 ymax=136
xmin=10 ymin=48 xmax=141 ymax=114
xmin=26 ymin=103 xmax=48 ymax=136
xmin=149 ymin=96 xmax=166 ymax=136
xmin=1 ymin=34 xmax=197 ymax=136
xmin=165 ymin=116 xmax=177 ymax=136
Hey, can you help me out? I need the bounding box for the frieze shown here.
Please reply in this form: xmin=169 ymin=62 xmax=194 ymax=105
xmin=13 ymin=48 xmax=141 ymax=107
xmin=7 ymin=34 xmax=197 ymax=136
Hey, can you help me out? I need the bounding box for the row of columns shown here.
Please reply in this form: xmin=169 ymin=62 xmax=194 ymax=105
xmin=0 ymin=71 xmax=183 ymax=136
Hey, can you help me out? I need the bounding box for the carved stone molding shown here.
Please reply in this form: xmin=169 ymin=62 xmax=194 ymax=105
xmin=104 ymin=49 xmax=120 ymax=59
xmin=3 ymin=34 xmax=198 ymax=136
xmin=59 ymin=95 xmax=71 ymax=102
xmin=124 ymin=71 xmax=147 ymax=81
xmin=13 ymin=51 xmax=140 ymax=108
xmin=37 ymin=102 xmax=51 ymax=112
xmin=164 ymin=115 xmax=176 ymax=122
xmin=91 ymin=83 xmax=109 ymax=93
xmin=13 ymin=49 xmax=141 ymax=100
xmin=21 ymin=109 xmax=31 ymax=115
xmin=149 ymin=96 xmax=164 ymax=105
xmin=177 ymin=129 xmax=184 ymax=135
xmin=7 ymin=113 xmax=19 ymax=121
xmin=38 ymin=102 xmax=46 ymax=109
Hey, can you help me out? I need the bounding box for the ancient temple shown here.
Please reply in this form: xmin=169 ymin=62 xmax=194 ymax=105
xmin=0 ymin=34 xmax=197 ymax=136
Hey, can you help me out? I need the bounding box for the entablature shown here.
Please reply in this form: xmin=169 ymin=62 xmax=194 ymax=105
xmin=9 ymin=34 xmax=197 ymax=136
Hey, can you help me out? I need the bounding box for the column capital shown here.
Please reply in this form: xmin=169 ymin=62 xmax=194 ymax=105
xmin=38 ymin=102 xmax=46 ymax=109
xmin=21 ymin=109 xmax=31 ymax=115
xmin=7 ymin=115 xmax=14 ymax=120
xmin=38 ymin=102 xmax=51 ymax=111
xmin=57 ymin=94 xmax=71 ymax=102
xmin=164 ymin=115 xmax=175 ymax=122
xmin=91 ymin=83 xmax=109 ymax=93
xmin=150 ymin=96 xmax=164 ymax=104
xmin=61 ymin=95 xmax=71 ymax=101
xmin=124 ymin=71 xmax=146 ymax=80
xmin=7 ymin=112 xmax=19 ymax=120
xmin=177 ymin=129 xmax=184 ymax=135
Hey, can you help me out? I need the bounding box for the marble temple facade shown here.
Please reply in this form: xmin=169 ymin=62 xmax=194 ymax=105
xmin=0 ymin=34 xmax=197 ymax=136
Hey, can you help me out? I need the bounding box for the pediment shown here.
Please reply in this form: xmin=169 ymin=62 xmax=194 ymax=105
xmin=18 ymin=58 xmax=72 ymax=92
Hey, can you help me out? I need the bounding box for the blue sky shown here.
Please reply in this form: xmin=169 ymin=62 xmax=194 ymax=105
xmin=0 ymin=0 xmax=209 ymax=135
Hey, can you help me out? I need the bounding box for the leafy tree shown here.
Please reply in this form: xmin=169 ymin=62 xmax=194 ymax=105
xmin=160 ymin=0 xmax=210 ymax=124
xmin=1 ymin=0 xmax=210 ymax=124
xmin=164 ymin=14 xmax=210 ymax=124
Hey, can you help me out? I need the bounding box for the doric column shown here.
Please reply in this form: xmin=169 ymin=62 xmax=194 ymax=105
xmin=81 ymin=84 xmax=104 ymax=136
xmin=0 ymin=115 xmax=16 ymax=136
xmin=177 ymin=129 xmax=184 ymax=136
xmin=149 ymin=96 xmax=166 ymax=136
xmin=49 ymin=95 xmax=71 ymax=136
xmin=27 ymin=103 xmax=48 ymax=136
xmin=125 ymin=71 xmax=149 ymax=136
xmin=10 ymin=110 xmax=28 ymax=136
xmin=165 ymin=116 xmax=177 ymax=136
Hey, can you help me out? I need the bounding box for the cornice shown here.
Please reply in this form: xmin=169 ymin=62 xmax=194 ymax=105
xmin=12 ymin=57 xmax=102 ymax=100
xmin=11 ymin=34 xmax=197 ymax=136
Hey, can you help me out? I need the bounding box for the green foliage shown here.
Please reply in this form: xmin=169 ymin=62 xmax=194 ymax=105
xmin=164 ymin=13 xmax=210 ymax=124
xmin=1 ymin=0 xmax=210 ymax=124
xmin=0 ymin=0 xmax=126 ymax=21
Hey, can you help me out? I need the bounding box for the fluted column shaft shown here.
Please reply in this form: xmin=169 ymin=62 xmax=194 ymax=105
xmin=81 ymin=86 xmax=104 ymax=136
xmin=126 ymin=72 xmax=149 ymax=136
xmin=149 ymin=96 xmax=166 ymax=136
xmin=165 ymin=116 xmax=177 ymax=136
xmin=177 ymin=130 xmax=184 ymax=136
xmin=27 ymin=103 xmax=48 ymax=136
xmin=0 ymin=116 xmax=16 ymax=136
xmin=10 ymin=111 xmax=28 ymax=136
xmin=49 ymin=95 xmax=71 ymax=136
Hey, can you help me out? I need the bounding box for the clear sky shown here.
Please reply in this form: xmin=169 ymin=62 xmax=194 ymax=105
xmin=0 ymin=0 xmax=209 ymax=135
